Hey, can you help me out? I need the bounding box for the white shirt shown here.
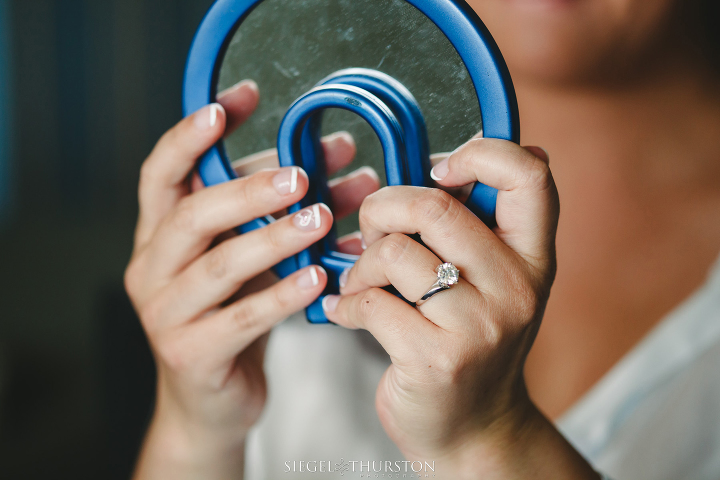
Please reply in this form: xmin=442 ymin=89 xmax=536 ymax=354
xmin=246 ymin=256 xmax=720 ymax=479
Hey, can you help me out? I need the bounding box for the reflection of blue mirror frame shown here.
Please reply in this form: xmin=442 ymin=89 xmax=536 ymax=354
xmin=182 ymin=0 xmax=520 ymax=322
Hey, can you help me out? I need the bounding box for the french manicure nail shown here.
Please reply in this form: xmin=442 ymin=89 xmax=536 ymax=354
xmin=430 ymin=158 xmax=449 ymax=181
xmin=326 ymin=131 xmax=353 ymax=144
xmin=297 ymin=266 xmax=322 ymax=289
xmin=339 ymin=268 xmax=350 ymax=288
xmin=294 ymin=204 xmax=322 ymax=231
xmin=273 ymin=167 xmax=300 ymax=195
xmin=194 ymin=104 xmax=220 ymax=130
xmin=322 ymin=295 xmax=340 ymax=313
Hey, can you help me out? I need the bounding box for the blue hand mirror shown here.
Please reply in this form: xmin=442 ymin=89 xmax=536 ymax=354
xmin=183 ymin=0 xmax=520 ymax=323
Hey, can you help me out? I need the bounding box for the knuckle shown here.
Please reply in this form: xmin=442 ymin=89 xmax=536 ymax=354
xmin=270 ymin=285 xmax=293 ymax=313
xmin=172 ymin=197 xmax=199 ymax=234
xmin=434 ymin=348 xmax=463 ymax=380
xmin=156 ymin=335 xmax=191 ymax=372
xmin=507 ymin=274 xmax=541 ymax=323
xmin=137 ymin=297 xmax=165 ymax=334
xmin=518 ymin=153 xmax=552 ymax=192
xmin=205 ymin=244 xmax=231 ymax=280
xmin=264 ymin=221 xmax=285 ymax=252
xmin=123 ymin=260 xmax=141 ymax=299
xmin=358 ymin=191 xmax=379 ymax=228
xmin=412 ymin=189 xmax=457 ymax=228
xmin=234 ymin=175 xmax=257 ymax=211
xmin=229 ymin=300 xmax=262 ymax=333
xmin=138 ymin=159 xmax=162 ymax=193
xmin=436 ymin=343 xmax=479 ymax=386
xmin=480 ymin=315 xmax=506 ymax=350
xmin=376 ymin=233 xmax=410 ymax=266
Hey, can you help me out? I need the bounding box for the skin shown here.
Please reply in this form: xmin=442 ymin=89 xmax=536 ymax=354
xmin=468 ymin=0 xmax=720 ymax=418
xmin=127 ymin=0 xmax=720 ymax=477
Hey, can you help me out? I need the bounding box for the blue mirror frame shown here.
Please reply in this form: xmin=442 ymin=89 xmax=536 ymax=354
xmin=182 ymin=0 xmax=520 ymax=322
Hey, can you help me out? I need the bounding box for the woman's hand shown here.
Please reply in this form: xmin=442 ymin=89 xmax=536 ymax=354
xmin=125 ymin=80 xmax=379 ymax=480
xmin=323 ymin=139 xmax=598 ymax=479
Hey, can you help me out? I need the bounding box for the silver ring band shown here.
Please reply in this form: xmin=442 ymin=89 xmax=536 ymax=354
xmin=416 ymin=263 xmax=459 ymax=306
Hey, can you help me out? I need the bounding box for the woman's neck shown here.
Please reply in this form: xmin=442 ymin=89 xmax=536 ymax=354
xmin=521 ymin=55 xmax=720 ymax=420
xmin=516 ymin=59 xmax=720 ymax=190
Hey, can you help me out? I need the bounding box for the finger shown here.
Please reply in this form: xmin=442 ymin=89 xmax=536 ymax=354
xmin=217 ymin=80 xmax=260 ymax=136
xmin=336 ymin=231 xmax=364 ymax=255
xmin=322 ymin=131 xmax=357 ymax=175
xmin=339 ymin=233 xmax=483 ymax=329
xmin=322 ymin=287 xmax=439 ymax=364
xmin=430 ymin=153 xmax=472 ymax=201
xmin=136 ymin=103 xmax=227 ymax=247
xmin=182 ymin=265 xmax=328 ymax=368
xmin=328 ymin=166 xmax=380 ymax=219
xmin=359 ymin=186 xmax=514 ymax=291
xmin=144 ymin=167 xmax=309 ymax=282
xmin=231 ymin=131 xmax=356 ymax=177
xmin=523 ymin=146 xmax=550 ymax=164
xmin=148 ymin=203 xmax=332 ymax=328
xmin=429 ymin=138 xmax=559 ymax=272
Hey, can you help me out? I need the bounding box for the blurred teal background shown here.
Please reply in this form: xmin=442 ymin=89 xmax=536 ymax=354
xmin=0 ymin=0 xmax=11 ymax=225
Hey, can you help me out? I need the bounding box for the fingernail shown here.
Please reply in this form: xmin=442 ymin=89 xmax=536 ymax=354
xmin=539 ymin=147 xmax=550 ymax=164
xmin=430 ymin=158 xmax=449 ymax=181
xmin=273 ymin=167 xmax=300 ymax=195
xmin=360 ymin=236 xmax=367 ymax=250
xmin=325 ymin=131 xmax=353 ymax=144
xmin=297 ymin=266 xmax=323 ymax=289
xmin=322 ymin=295 xmax=340 ymax=313
xmin=194 ymin=104 xmax=220 ymax=130
xmin=339 ymin=268 xmax=350 ymax=288
xmin=294 ymin=204 xmax=323 ymax=231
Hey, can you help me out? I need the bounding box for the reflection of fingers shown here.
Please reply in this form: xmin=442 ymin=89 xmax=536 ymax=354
xmin=231 ymin=131 xmax=356 ymax=177
xmin=217 ymin=80 xmax=260 ymax=135
xmin=177 ymin=266 xmax=327 ymax=370
xmin=430 ymin=152 xmax=450 ymax=167
xmin=329 ymin=166 xmax=380 ymax=219
xmin=146 ymin=204 xmax=333 ymax=329
xmin=322 ymin=131 xmax=356 ymax=175
xmin=231 ymin=148 xmax=278 ymax=177
xmin=337 ymin=232 xmax=365 ymax=255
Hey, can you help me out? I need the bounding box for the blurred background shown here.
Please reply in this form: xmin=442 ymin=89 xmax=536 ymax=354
xmin=0 ymin=1 xmax=214 ymax=478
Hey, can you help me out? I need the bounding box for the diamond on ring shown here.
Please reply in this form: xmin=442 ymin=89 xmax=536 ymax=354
xmin=436 ymin=262 xmax=460 ymax=288
xmin=416 ymin=262 xmax=460 ymax=306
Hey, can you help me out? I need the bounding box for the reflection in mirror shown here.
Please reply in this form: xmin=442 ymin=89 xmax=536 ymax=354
xmin=218 ymin=0 xmax=483 ymax=233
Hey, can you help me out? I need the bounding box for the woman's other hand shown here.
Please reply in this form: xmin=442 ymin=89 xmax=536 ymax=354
xmin=125 ymin=80 xmax=378 ymax=479
xmin=324 ymin=139 xmax=598 ymax=479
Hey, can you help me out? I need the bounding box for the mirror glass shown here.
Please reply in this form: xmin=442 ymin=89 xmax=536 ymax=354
xmin=218 ymin=0 xmax=483 ymax=233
